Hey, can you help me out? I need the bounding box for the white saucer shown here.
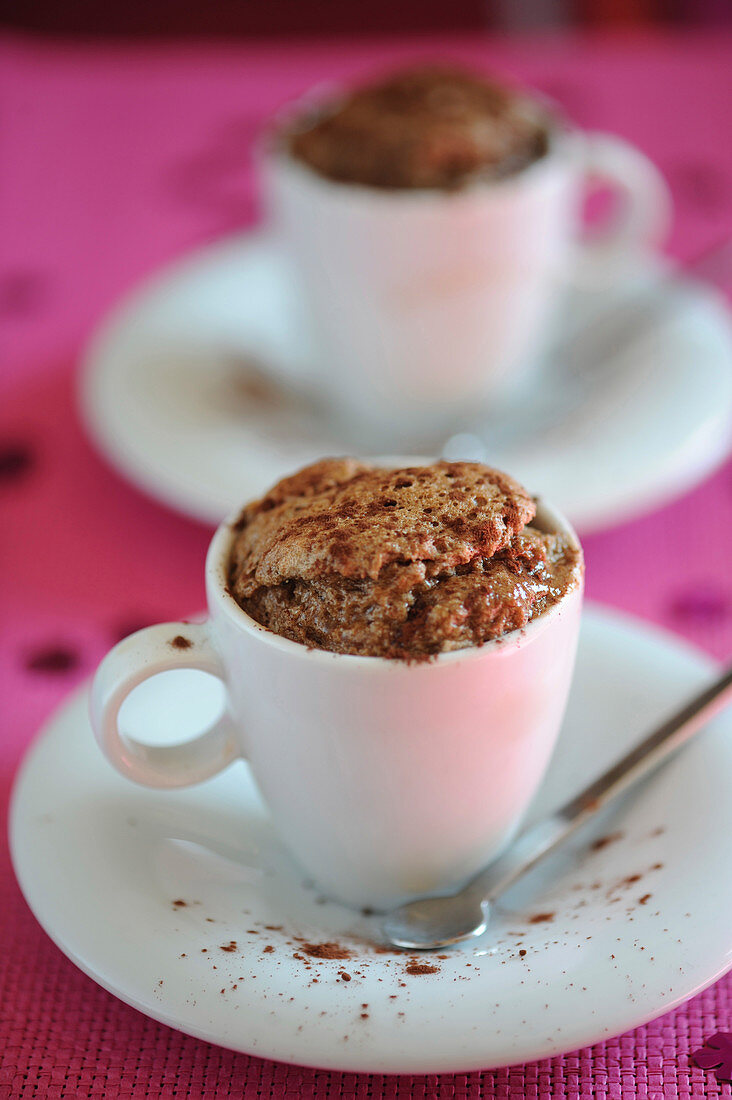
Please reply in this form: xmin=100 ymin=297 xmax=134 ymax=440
xmin=79 ymin=232 xmax=732 ymax=532
xmin=10 ymin=607 xmax=732 ymax=1074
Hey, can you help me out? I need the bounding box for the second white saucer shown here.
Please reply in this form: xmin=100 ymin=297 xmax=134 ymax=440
xmin=80 ymin=231 xmax=732 ymax=530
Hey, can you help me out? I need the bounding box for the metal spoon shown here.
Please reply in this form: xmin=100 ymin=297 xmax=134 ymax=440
xmin=382 ymin=664 xmax=732 ymax=950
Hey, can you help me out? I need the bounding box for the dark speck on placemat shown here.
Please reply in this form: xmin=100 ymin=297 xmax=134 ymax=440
xmin=0 ymin=442 xmax=35 ymax=482
xmin=24 ymin=645 xmax=80 ymax=674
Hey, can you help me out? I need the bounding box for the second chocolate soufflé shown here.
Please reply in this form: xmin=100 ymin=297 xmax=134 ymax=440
xmin=227 ymin=459 xmax=582 ymax=659
xmin=282 ymin=64 xmax=550 ymax=190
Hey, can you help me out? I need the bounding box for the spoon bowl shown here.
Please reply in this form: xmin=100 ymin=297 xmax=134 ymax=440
xmin=382 ymin=895 xmax=490 ymax=950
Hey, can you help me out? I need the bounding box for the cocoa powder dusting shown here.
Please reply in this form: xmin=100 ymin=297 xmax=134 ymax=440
xmin=528 ymin=912 xmax=555 ymax=924
xmin=405 ymin=963 xmax=440 ymax=975
xmin=302 ymin=942 xmax=353 ymax=960
xmin=591 ymin=832 xmax=624 ymax=851
xmin=169 ymin=635 xmax=192 ymax=649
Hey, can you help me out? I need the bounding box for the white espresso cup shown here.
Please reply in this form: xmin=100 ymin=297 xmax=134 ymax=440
xmin=90 ymin=494 xmax=583 ymax=911
xmin=263 ymin=98 xmax=671 ymax=446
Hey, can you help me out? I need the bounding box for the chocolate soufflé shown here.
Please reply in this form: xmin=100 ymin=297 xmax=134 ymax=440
xmin=227 ymin=459 xmax=583 ymax=660
xmin=281 ymin=64 xmax=550 ymax=191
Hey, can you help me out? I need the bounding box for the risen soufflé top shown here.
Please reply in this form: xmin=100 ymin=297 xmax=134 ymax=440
xmin=227 ymin=459 xmax=582 ymax=660
xmin=282 ymin=64 xmax=550 ymax=191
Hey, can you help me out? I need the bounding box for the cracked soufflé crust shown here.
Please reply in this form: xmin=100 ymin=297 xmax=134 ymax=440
xmin=282 ymin=65 xmax=550 ymax=191
xmin=228 ymin=458 xmax=582 ymax=659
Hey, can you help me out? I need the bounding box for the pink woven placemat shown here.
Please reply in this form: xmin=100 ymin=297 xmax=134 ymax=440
xmin=2 ymin=30 xmax=732 ymax=1097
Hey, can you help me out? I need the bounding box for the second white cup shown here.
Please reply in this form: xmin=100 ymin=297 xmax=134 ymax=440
xmin=264 ymin=106 xmax=670 ymax=445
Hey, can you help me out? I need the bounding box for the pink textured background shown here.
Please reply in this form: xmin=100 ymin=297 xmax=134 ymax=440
xmin=2 ymin=31 xmax=732 ymax=1097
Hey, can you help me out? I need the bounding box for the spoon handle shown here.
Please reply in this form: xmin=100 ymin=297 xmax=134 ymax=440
xmin=468 ymin=663 xmax=732 ymax=904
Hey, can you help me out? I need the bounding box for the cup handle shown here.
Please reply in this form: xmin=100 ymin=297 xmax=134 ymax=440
xmin=570 ymin=131 xmax=672 ymax=284
xmin=89 ymin=621 xmax=241 ymax=789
